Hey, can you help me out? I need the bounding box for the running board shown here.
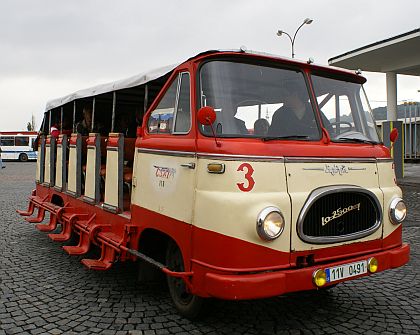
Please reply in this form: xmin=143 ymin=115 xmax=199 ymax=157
xmin=36 ymin=213 xmax=58 ymax=232
xmin=25 ymin=208 xmax=46 ymax=223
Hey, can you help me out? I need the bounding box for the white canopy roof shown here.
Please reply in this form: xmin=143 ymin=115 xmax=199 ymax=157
xmin=328 ymin=28 xmax=420 ymax=75
xmin=45 ymin=63 xmax=179 ymax=111
xmin=45 ymin=48 xmax=359 ymax=112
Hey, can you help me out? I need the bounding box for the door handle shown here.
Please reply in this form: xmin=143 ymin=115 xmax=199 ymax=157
xmin=180 ymin=162 xmax=196 ymax=169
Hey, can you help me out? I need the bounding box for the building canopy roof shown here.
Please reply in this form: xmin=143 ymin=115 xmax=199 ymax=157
xmin=328 ymin=28 xmax=420 ymax=76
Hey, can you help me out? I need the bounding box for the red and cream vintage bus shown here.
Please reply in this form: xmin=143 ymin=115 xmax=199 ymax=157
xmin=18 ymin=50 xmax=410 ymax=318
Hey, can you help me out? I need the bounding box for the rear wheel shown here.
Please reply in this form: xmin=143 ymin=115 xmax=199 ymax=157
xmin=166 ymin=240 xmax=204 ymax=319
xmin=19 ymin=153 xmax=28 ymax=162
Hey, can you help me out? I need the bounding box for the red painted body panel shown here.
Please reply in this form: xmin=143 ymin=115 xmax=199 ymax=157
xmin=201 ymin=243 xmax=409 ymax=300
xmin=69 ymin=134 xmax=78 ymax=145
xmin=130 ymin=203 xmax=406 ymax=299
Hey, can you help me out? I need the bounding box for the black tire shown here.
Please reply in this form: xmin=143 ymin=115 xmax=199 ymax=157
xmin=19 ymin=153 xmax=28 ymax=162
xmin=166 ymin=240 xmax=204 ymax=319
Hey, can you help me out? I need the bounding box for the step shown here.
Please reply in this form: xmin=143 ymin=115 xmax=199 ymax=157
xmin=81 ymin=259 xmax=113 ymax=270
xmin=63 ymin=244 xmax=89 ymax=255
xmin=24 ymin=208 xmax=45 ymax=223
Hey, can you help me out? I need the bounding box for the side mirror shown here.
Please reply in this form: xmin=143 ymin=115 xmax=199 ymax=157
xmin=197 ymin=106 xmax=216 ymax=126
xmin=197 ymin=106 xmax=220 ymax=147
xmin=390 ymin=128 xmax=398 ymax=143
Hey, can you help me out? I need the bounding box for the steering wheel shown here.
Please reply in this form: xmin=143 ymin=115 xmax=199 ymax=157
xmin=328 ymin=121 xmax=353 ymax=134
xmin=235 ymin=99 xmax=268 ymax=109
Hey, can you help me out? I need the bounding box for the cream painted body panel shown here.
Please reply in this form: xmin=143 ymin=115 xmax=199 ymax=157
xmin=286 ymin=161 xmax=383 ymax=251
xmin=131 ymin=152 xmax=196 ymax=224
xmin=131 ymin=150 xmax=400 ymax=255
xmin=193 ymin=158 xmax=291 ymax=252
xmin=67 ymin=146 xmax=78 ymax=193
xmin=84 ymin=147 xmax=97 ymax=199
xmin=104 ymin=150 xmax=119 ymax=207
xmin=35 ymin=145 xmax=42 ymax=182
xmin=44 ymin=144 xmax=51 ymax=185
xmin=55 ymin=144 xmax=63 ymax=188
xmin=377 ymin=161 xmax=403 ymax=238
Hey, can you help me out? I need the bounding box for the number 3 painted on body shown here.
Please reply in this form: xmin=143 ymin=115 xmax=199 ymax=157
xmin=237 ymin=163 xmax=255 ymax=192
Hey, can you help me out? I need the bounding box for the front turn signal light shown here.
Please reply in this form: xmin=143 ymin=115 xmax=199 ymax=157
xmin=313 ymin=269 xmax=327 ymax=287
xmin=368 ymin=257 xmax=378 ymax=273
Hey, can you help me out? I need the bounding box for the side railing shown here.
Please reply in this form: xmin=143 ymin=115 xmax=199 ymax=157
xmin=403 ymin=102 xmax=420 ymax=160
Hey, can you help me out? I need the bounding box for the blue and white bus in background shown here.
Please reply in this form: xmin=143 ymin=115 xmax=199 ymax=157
xmin=0 ymin=131 xmax=38 ymax=161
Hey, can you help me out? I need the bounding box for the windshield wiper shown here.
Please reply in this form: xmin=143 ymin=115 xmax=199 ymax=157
xmin=261 ymin=135 xmax=310 ymax=141
xmin=335 ymin=138 xmax=378 ymax=145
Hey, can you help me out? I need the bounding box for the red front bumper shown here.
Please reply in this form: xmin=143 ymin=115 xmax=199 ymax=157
xmin=201 ymin=243 xmax=410 ymax=300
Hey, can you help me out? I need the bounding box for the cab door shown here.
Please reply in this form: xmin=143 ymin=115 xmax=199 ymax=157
xmin=132 ymin=72 xmax=196 ymax=226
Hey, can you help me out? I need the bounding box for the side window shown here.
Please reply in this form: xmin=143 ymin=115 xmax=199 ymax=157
xmin=0 ymin=137 xmax=15 ymax=146
xmin=174 ymin=73 xmax=191 ymax=133
xmin=15 ymin=136 xmax=29 ymax=146
xmin=148 ymin=78 xmax=178 ymax=134
xmin=147 ymin=72 xmax=191 ymax=134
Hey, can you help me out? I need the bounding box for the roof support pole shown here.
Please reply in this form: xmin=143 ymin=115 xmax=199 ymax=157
xmin=60 ymin=107 xmax=63 ymax=132
xmin=73 ymin=101 xmax=76 ymax=133
xmin=48 ymin=111 xmax=52 ymax=134
xmin=386 ymin=72 xmax=398 ymax=121
xmin=91 ymin=97 xmax=96 ymax=132
xmin=111 ymin=92 xmax=116 ymax=132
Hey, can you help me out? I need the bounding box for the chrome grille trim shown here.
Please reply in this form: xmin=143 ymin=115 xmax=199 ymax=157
xmin=297 ymin=185 xmax=382 ymax=244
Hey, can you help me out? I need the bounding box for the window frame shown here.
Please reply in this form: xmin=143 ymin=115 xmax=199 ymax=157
xmin=310 ymin=72 xmax=381 ymax=144
xmin=172 ymin=72 xmax=192 ymax=135
xmin=147 ymin=71 xmax=192 ymax=136
xmin=196 ymin=58 xmax=322 ymax=140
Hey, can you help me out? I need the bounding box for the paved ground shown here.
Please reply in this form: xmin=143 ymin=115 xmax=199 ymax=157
xmin=0 ymin=162 xmax=419 ymax=335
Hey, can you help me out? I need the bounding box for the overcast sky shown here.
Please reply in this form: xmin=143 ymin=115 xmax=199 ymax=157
xmin=1 ymin=0 xmax=419 ymax=131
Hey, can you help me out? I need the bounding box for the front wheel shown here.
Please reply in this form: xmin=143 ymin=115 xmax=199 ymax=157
xmin=19 ymin=153 xmax=28 ymax=162
xmin=166 ymin=240 xmax=204 ymax=319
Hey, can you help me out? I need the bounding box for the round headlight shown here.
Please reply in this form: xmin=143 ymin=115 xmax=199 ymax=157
xmin=256 ymin=207 xmax=285 ymax=241
xmin=389 ymin=198 xmax=407 ymax=224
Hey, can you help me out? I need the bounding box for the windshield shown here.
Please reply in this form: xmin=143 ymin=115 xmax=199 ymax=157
xmin=199 ymin=61 xmax=321 ymax=140
xmin=311 ymin=75 xmax=380 ymax=143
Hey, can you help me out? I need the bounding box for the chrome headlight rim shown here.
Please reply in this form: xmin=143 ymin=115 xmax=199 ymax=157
xmin=256 ymin=206 xmax=285 ymax=241
xmin=389 ymin=197 xmax=407 ymax=225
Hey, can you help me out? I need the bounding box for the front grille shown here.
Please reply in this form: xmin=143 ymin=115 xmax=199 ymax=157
xmin=298 ymin=186 xmax=382 ymax=244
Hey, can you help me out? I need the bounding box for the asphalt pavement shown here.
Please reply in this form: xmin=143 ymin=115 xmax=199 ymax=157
xmin=0 ymin=162 xmax=419 ymax=335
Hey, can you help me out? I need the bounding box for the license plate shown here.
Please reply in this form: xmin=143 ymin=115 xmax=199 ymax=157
xmin=325 ymin=260 xmax=367 ymax=283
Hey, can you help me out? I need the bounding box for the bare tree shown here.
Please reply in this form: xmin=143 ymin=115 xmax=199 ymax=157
xmin=26 ymin=115 xmax=36 ymax=131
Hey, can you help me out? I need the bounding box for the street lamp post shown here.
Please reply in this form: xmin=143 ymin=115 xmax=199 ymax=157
xmin=277 ymin=18 xmax=313 ymax=58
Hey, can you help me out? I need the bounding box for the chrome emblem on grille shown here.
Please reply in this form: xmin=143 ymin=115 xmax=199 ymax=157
xmin=321 ymin=203 xmax=361 ymax=226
